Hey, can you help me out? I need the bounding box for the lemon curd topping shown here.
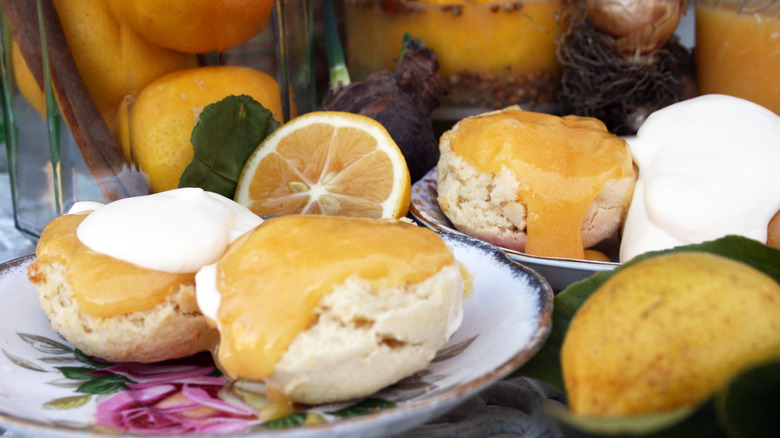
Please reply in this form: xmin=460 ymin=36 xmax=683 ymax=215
xmin=447 ymin=109 xmax=634 ymax=259
xmin=36 ymin=213 xmax=195 ymax=318
xmin=214 ymin=215 xmax=457 ymax=380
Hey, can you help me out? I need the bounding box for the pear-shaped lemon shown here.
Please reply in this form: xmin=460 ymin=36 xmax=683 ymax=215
xmin=561 ymin=251 xmax=780 ymax=417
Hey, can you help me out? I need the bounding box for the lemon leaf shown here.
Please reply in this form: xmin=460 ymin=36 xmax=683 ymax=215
xmin=326 ymin=398 xmax=396 ymax=418
xmin=716 ymin=358 xmax=780 ymax=438
xmin=545 ymin=402 xmax=721 ymax=437
xmin=179 ymin=94 xmax=280 ymax=198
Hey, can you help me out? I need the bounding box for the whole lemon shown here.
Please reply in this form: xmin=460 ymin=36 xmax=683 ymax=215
xmin=11 ymin=41 xmax=47 ymax=117
xmin=126 ymin=66 xmax=283 ymax=193
xmin=12 ymin=0 xmax=197 ymax=126
xmin=561 ymin=251 xmax=780 ymax=417
xmin=105 ymin=0 xmax=274 ymax=54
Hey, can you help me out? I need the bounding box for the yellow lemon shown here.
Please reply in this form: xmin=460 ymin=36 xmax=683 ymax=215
xmin=235 ymin=111 xmax=411 ymax=219
xmin=561 ymin=251 xmax=780 ymax=417
xmin=11 ymin=0 xmax=197 ymax=127
xmin=105 ymin=0 xmax=274 ymax=54
xmin=11 ymin=41 xmax=47 ymax=117
xmin=128 ymin=66 xmax=284 ymax=193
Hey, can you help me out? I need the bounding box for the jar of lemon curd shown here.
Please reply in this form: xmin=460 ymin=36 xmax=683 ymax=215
xmin=695 ymin=0 xmax=780 ymax=114
xmin=343 ymin=0 xmax=576 ymax=121
xmin=0 ymin=0 xmax=315 ymax=238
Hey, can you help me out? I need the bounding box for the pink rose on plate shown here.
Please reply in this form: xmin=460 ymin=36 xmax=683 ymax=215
xmin=94 ymin=355 xmax=259 ymax=435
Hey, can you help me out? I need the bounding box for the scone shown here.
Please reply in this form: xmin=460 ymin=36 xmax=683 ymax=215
xmin=27 ymin=188 xmax=262 ymax=363
xmin=196 ymin=214 xmax=464 ymax=405
xmin=437 ymin=106 xmax=635 ymax=260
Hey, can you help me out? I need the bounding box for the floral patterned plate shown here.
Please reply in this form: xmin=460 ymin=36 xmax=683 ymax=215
xmin=410 ymin=168 xmax=620 ymax=291
xmin=0 ymin=233 xmax=553 ymax=437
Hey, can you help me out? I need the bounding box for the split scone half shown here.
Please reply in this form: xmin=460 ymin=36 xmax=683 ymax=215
xmin=196 ymin=214 xmax=465 ymax=405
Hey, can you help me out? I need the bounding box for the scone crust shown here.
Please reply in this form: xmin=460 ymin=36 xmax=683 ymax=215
xmin=266 ymin=264 xmax=464 ymax=405
xmin=437 ymin=126 xmax=634 ymax=253
xmin=28 ymin=260 xmax=219 ymax=363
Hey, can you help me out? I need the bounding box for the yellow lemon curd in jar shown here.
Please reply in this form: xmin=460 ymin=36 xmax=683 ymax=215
xmin=447 ymin=109 xmax=634 ymax=259
xmin=695 ymin=2 xmax=780 ymax=115
xmin=344 ymin=0 xmax=571 ymax=108
xmin=35 ymin=214 xmax=194 ymax=318
xmin=213 ymin=215 xmax=456 ymax=380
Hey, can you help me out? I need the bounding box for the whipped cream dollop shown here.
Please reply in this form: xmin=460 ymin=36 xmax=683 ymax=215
xmin=619 ymin=95 xmax=780 ymax=262
xmin=72 ymin=188 xmax=262 ymax=273
xmin=195 ymin=264 xmax=220 ymax=324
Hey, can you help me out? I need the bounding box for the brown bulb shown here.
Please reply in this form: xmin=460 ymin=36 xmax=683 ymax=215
xmin=586 ymin=0 xmax=684 ymax=55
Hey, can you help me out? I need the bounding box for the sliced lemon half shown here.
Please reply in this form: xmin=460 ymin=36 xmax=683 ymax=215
xmin=235 ymin=111 xmax=411 ymax=219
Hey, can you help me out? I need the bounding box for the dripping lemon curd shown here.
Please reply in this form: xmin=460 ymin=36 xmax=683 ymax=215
xmin=197 ymin=214 xmax=461 ymax=381
xmin=444 ymin=109 xmax=635 ymax=259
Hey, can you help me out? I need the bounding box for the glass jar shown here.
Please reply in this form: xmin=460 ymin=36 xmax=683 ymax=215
xmin=695 ymin=0 xmax=780 ymax=114
xmin=0 ymin=0 xmax=315 ymax=238
xmin=342 ymin=0 xmax=575 ymax=122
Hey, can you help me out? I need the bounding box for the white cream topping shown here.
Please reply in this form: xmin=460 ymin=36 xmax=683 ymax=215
xmin=74 ymin=188 xmax=262 ymax=273
xmin=620 ymin=95 xmax=780 ymax=262
xmin=195 ymin=263 xmax=220 ymax=324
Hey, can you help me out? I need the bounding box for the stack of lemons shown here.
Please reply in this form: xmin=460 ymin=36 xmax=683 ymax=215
xmin=16 ymin=0 xmax=413 ymax=220
xmin=14 ymin=0 xmax=282 ymax=192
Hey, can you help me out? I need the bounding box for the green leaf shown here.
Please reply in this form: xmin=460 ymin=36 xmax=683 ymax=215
xmin=326 ymin=398 xmax=396 ymax=418
xmin=76 ymin=375 xmax=130 ymax=394
xmin=716 ymin=359 xmax=780 ymax=438
xmin=546 ymin=402 xmax=725 ymax=438
xmin=73 ymin=349 xmax=112 ymax=369
xmin=56 ymin=366 xmax=97 ymax=381
xmin=42 ymin=394 xmax=92 ymax=410
xmin=18 ymin=333 xmax=73 ymax=355
xmin=178 ymin=94 xmax=280 ymax=198
xmin=261 ymin=413 xmax=308 ymax=429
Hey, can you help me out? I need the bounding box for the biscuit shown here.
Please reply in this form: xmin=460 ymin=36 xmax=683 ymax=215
xmin=28 ymin=260 xmax=218 ymax=363
xmin=437 ymin=115 xmax=634 ymax=255
xmin=266 ymin=264 xmax=463 ymax=404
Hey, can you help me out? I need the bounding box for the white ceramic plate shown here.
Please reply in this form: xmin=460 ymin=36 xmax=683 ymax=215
xmin=0 ymin=233 xmax=553 ymax=437
xmin=410 ymin=168 xmax=619 ymax=291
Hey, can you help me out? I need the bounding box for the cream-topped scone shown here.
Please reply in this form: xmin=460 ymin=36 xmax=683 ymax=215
xmin=196 ymin=214 xmax=465 ymax=405
xmin=27 ymin=188 xmax=262 ymax=363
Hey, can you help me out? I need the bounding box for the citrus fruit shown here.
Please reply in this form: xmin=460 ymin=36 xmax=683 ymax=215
xmin=105 ymin=0 xmax=274 ymax=54
xmin=127 ymin=66 xmax=284 ymax=193
xmin=561 ymin=251 xmax=780 ymax=417
xmin=235 ymin=111 xmax=412 ymax=219
xmin=12 ymin=0 xmax=196 ymax=127
xmin=11 ymin=41 xmax=47 ymax=117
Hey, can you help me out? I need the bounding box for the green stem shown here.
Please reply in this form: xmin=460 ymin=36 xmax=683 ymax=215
xmin=324 ymin=0 xmax=350 ymax=91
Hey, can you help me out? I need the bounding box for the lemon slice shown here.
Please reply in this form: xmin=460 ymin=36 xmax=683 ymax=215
xmin=235 ymin=111 xmax=411 ymax=219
